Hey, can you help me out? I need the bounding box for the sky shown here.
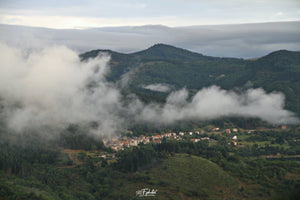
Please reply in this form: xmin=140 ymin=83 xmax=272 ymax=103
xmin=0 ymin=0 xmax=300 ymax=29
xmin=1 ymin=21 xmax=299 ymax=58
xmin=0 ymin=1 xmax=299 ymax=58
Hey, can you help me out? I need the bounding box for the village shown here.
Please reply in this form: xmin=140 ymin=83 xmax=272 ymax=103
xmin=99 ymin=124 xmax=291 ymax=155
xmin=102 ymin=127 xmax=245 ymax=152
xmin=96 ymin=124 xmax=296 ymax=161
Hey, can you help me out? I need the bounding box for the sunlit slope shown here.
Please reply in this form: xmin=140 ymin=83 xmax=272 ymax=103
xmin=117 ymin=154 xmax=239 ymax=200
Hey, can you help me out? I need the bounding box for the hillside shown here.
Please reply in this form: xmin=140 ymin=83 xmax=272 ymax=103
xmin=110 ymin=153 xmax=240 ymax=200
xmin=81 ymin=44 xmax=300 ymax=115
xmin=1 ymin=125 xmax=300 ymax=200
xmin=144 ymin=154 xmax=238 ymax=199
xmin=0 ymin=151 xmax=239 ymax=199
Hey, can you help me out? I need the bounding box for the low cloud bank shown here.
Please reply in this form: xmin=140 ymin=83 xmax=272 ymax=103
xmin=0 ymin=43 xmax=298 ymax=135
xmin=133 ymin=87 xmax=299 ymax=125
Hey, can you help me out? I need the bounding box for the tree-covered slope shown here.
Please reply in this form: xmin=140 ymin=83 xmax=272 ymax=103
xmin=80 ymin=44 xmax=300 ymax=115
xmin=246 ymin=50 xmax=300 ymax=115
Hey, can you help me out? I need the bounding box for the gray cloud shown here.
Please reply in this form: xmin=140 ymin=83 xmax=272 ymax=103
xmin=1 ymin=21 xmax=300 ymax=58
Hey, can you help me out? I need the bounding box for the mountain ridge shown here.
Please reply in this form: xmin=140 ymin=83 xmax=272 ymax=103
xmin=81 ymin=44 xmax=300 ymax=116
xmin=82 ymin=43 xmax=300 ymax=61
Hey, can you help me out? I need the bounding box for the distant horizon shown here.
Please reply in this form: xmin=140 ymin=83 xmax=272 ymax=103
xmin=1 ymin=20 xmax=300 ymax=30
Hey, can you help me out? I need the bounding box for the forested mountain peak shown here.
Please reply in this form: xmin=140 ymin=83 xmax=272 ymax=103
xmin=133 ymin=43 xmax=206 ymax=61
xmin=256 ymin=49 xmax=300 ymax=65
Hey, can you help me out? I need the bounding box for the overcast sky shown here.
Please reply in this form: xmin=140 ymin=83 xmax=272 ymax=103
xmin=1 ymin=21 xmax=299 ymax=58
xmin=0 ymin=1 xmax=300 ymax=58
xmin=0 ymin=0 xmax=300 ymax=28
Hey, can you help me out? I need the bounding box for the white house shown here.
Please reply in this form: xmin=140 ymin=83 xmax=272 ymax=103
xmin=232 ymin=128 xmax=238 ymax=132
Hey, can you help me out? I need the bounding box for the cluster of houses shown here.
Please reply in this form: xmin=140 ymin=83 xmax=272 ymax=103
xmin=190 ymin=137 xmax=210 ymax=143
xmin=213 ymin=127 xmax=239 ymax=145
xmin=103 ymin=132 xmax=184 ymax=151
xmin=101 ymin=127 xmax=245 ymax=151
xmin=98 ymin=126 xmax=292 ymax=160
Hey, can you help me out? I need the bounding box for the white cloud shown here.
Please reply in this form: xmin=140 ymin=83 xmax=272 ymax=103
xmin=142 ymin=83 xmax=171 ymax=92
xmin=135 ymin=86 xmax=300 ymax=125
xmin=0 ymin=42 xmax=123 ymax=134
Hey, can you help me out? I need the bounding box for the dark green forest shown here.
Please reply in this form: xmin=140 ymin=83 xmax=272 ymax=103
xmin=1 ymin=125 xmax=300 ymax=199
